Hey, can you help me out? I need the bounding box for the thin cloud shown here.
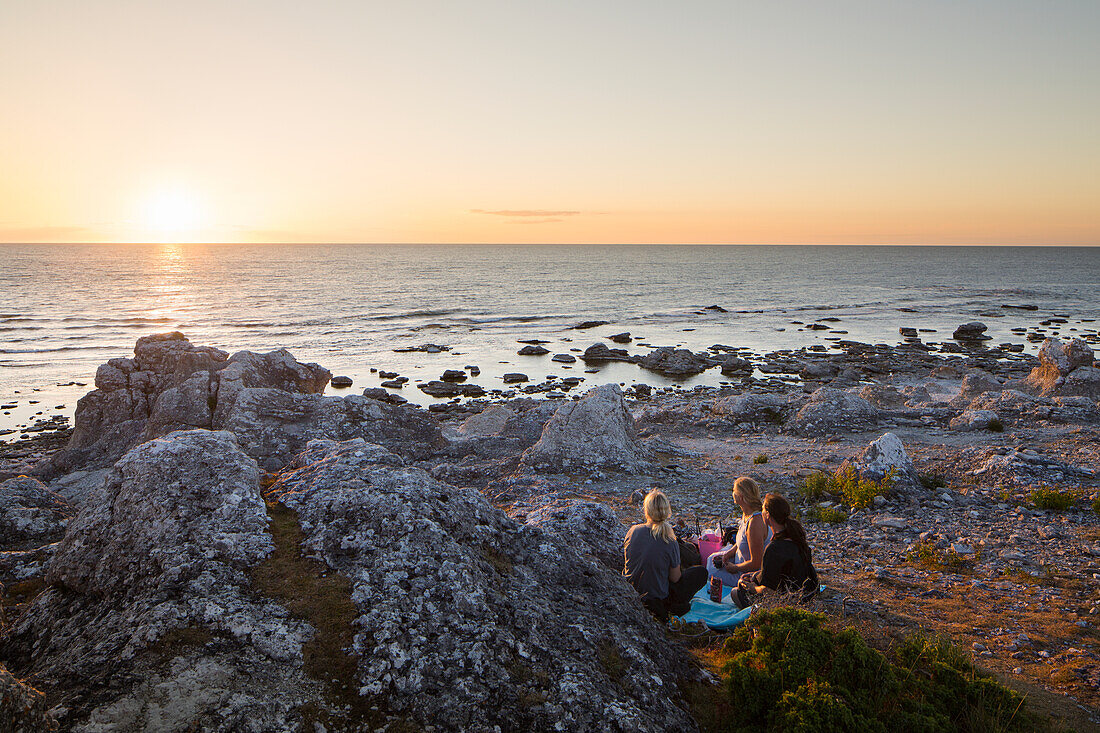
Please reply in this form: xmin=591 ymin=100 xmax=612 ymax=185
xmin=470 ymin=209 xmax=581 ymax=218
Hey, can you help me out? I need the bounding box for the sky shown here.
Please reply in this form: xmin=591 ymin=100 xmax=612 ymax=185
xmin=1 ymin=1 xmax=1098 ymax=245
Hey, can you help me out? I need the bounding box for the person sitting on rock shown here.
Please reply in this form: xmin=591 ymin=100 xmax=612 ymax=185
xmin=623 ymin=489 xmax=708 ymax=621
xmin=733 ymin=493 xmax=819 ymax=608
xmin=706 ymin=476 xmax=771 ymax=588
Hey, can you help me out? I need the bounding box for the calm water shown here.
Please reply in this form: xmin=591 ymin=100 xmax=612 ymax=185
xmin=1 ymin=244 xmax=1098 ymax=436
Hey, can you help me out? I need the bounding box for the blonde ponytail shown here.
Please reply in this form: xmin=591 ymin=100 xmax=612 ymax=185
xmin=643 ymin=489 xmax=676 ymax=543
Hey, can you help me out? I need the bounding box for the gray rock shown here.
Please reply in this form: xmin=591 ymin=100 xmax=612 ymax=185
xmin=838 ymin=432 xmax=921 ymax=492
xmin=790 ymin=387 xmax=878 ymax=436
xmin=330 ymin=375 xmax=354 ymax=388
xmin=581 ymin=343 xmax=636 ymax=363
xmin=417 ymin=381 xmax=486 ymax=398
xmin=1026 ymin=338 xmax=1098 ymax=399
xmin=517 ymin=345 xmax=550 ymax=356
xmin=949 ymin=409 xmax=1000 ymax=431
xmin=440 ymin=369 xmax=468 ymax=383
xmin=709 ymin=393 xmax=787 ymax=426
xmin=636 ymin=347 xmax=712 ymax=378
xmin=953 ymin=322 xmax=991 ymax=341
xmin=0 ymin=475 xmax=72 ymax=550
xmin=266 ymin=438 xmax=699 ymax=731
xmin=218 ymin=390 xmax=445 ymax=467
xmin=2 ymin=430 xmax=320 ymax=731
xmin=550 ymin=353 xmax=577 ymax=364
xmin=522 ymin=384 xmax=650 ymax=473
xmin=951 ymin=372 xmax=1003 ymax=406
xmin=608 ymin=332 xmax=632 ymax=344
xmin=502 ymin=373 xmax=529 ymax=384
xmin=45 ymin=335 xmax=330 ymax=478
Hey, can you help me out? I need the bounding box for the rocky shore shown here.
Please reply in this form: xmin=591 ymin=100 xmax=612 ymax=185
xmin=2 ymin=329 xmax=1099 ymax=731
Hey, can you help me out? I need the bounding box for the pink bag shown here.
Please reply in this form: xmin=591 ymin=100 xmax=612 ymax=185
xmin=697 ymin=533 xmax=722 ymax=565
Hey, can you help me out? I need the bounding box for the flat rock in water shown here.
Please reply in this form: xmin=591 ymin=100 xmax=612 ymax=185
xmin=608 ymin=332 xmax=632 ymax=344
xmin=550 ymin=353 xmax=576 ymax=363
xmin=953 ymin=322 xmax=991 ymax=341
xmin=330 ymin=375 xmax=353 ymax=388
xmin=502 ymin=373 xmax=529 ymax=384
xmin=572 ymin=320 xmax=610 ymax=330
xmin=581 ymin=343 xmax=636 ymax=363
xmin=517 ymin=345 xmax=550 ymax=356
xmin=418 ymin=381 xmax=486 ymax=398
xmin=440 ymin=369 xmax=468 ymax=382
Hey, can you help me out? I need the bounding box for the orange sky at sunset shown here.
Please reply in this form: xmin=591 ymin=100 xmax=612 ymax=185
xmin=2 ymin=1 xmax=1097 ymax=245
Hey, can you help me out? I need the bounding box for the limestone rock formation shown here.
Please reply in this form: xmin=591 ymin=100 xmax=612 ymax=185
xmin=521 ymin=384 xmax=650 ymax=473
xmin=789 ymin=387 xmax=878 ymax=436
xmin=43 ymin=333 xmax=444 ymax=479
xmin=266 ymin=438 xmax=697 ymax=731
xmin=3 ymin=430 xmax=319 ymax=731
xmin=0 ymin=476 xmax=72 ymax=550
xmin=1027 ymin=338 xmax=1099 ymax=400
xmin=838 ymin=432 xmax=921 ymax=492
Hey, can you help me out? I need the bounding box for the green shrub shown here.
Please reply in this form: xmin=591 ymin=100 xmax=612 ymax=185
xmin=800 ymin=472 xmax=830 ymax=501
xmin=988 ymin=418 xmax=1004 ymax=432
xmin=834 ymin=466 xmax=896 ymax=510
xmin=799 ymin=467 xmax=895 ymax=509
xmin=818 ymin=506 xmax=848 ymax=523
xmin=1092 ymin=496 xmax=1100 ymax=517
xmin=719 ymin=608 xmax=1037 ymax=733
xmin=753 ymin=453 xmax=768 ymax=464
xmin=1029 ymin=488 xmax=1074 ymax=511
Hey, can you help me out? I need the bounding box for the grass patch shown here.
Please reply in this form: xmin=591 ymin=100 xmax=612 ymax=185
xmin=1093 ymin=496 xmax=1100 ymax=517
xmin=691 ymin=607 xmax=1043 ymax=733
xmin=1029 ymin=488 xmax=1075 ymax=511
xmin=805 ymin=505 xmax=848 ymax=524
xmin=597 ymin=640 xmax=626 ymax=685
xmin=251 ymin=499 xmax=382 ymax=731
xmin=753 ymin=453 xmax=768 ymax=465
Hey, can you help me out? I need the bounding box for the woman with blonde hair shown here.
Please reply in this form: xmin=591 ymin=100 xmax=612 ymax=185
xmin=623 ymin=489 xmax=708 ymax=621
xmin=706 ymin=476 xmax=771 ymax=588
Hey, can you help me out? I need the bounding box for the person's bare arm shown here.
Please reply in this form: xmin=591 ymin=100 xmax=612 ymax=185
xmin=669 ymin=565 xmax=682 ymax=583
xmin=725 ymin=515 xmax=766 ymax=573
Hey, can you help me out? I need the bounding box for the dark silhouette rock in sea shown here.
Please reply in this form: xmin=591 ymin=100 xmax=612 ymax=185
xmin=517 ymin=345 xmax=550 ymax=356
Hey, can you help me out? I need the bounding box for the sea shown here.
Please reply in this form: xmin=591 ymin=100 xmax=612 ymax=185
xmin=1 ymin=244 xmax=1097 ymax=440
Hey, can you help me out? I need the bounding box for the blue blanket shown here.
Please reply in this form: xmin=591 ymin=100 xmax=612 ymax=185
xmin=678 ymin=584 xmax=826 ymax=631
xmin=678 ymin=584 xmax=753 ymax=630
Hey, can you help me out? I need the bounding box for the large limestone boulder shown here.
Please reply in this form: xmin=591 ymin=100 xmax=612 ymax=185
xmin=0 ymin=476 xmax=72 ymax=550
xmin=949 ymin=372 xmax=1003 ymax=407
xmin=949 ymin=410 xmax=1000 ymax=431
xmin=45 ymin=333 xmax=329 ymax=477
xmin=838 ymin=432 xmax=921 ymax=493
xmin=44 ymin=334 xmax=446 ymax=478
xmin=267 ymin=438 xmax=698 ymax=731
xmin=1027 ymin=338 xmax=1099 ymax=400
xmin=789 ymin=387 xmax=878 ymax=436
xmin=3 ymin=430 xmax=320 ymax=731
xmin=521 ymin=384 xmax=650 ymax=473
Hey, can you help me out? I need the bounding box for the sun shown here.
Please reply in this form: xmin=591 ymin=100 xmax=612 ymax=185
xmin=139 ymin=188 xmax=208 ymax=241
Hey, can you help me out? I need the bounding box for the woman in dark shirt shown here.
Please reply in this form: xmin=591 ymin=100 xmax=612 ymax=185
xmin=734 ymin=493 xmax=819 ymax=608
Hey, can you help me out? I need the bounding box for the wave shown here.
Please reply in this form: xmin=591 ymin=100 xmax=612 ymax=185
xmin=0 ymin=345 xmax=126 ymax=354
